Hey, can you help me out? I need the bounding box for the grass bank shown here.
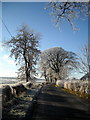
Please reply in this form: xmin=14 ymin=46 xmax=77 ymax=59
xmin=2 ymin=82 xmax=43 ymax=120
xmin=55 ymin=85 xmax=90 ymax=101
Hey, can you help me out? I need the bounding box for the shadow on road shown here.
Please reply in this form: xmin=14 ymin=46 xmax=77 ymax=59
xmin=32 ymin=85 xmax=90 ymax=120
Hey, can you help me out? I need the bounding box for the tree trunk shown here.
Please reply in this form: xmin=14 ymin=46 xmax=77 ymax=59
xmin=23 ymin=49 xmax=29 ymax=82
xmin=55 ymin=78 xmax=57 ymax=84
xmin=57 ymin=72 xmax=62 ymax=80
xmin=26 ymin=67 xmax=28 ymax=82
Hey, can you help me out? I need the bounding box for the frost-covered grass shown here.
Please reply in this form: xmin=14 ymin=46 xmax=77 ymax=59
xmin=56 ymin=79 xmax=90 ymax=99
xmin=2 ymin=88 xmax=36 ymax=115
xmin=2 ymin=82 xmax=42 ymax=120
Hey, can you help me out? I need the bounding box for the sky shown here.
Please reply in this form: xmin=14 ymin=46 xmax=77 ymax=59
xmin=0 ymin=2 xmax=88 ymax=78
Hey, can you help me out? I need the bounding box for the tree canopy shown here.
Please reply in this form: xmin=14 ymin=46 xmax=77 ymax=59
xmin=78 ymin=44 xmax=89 ymax=74
xmin=5 ymin=25 xmax=41 ymax=82
xmin=40 ymin=47 xmax=78 ymax=83
xmin=46 ymin=2 xmax=89 ymax=30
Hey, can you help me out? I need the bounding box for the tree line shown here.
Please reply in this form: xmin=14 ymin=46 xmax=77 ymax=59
xmin=4 ymin=24 xmax=88 ymax=83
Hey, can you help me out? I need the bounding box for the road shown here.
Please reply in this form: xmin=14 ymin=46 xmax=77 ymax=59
xmin=31 ymin=84 xmax=90 ymax=120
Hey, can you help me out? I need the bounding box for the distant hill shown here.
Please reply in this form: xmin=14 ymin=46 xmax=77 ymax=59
xmin=0 ymin=77 xmax=16 ymax=79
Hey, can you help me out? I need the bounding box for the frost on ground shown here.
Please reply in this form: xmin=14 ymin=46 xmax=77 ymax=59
xmin=56 ymin=79 xmax=90 ymax=99
xmin=1 ymin=82 xmax=42 ymax=120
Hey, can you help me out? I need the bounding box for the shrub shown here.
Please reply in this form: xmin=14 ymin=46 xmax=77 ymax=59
xmin=25 ymin=82 xmax=33 ymax=88
xmin=12 ymin=84 xmax=27 ymax=96
xmin=2 ymin=85 xmax=13 ymax=102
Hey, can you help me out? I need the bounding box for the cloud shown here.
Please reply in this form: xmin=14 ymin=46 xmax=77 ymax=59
xmin=0 ymin=54 xmax=17 ymax=77
xmin=8 ymin=59 xmax=15 ymax=65
xmin=0 ymin=41 xmax=4 ymax=52
xmin=3 ymin=54 xmax=16 ymax=65
xmin=0 ymin=68 xmax=17 ymax=77
xmin=3 ymin=54 xmax=9 ymax=59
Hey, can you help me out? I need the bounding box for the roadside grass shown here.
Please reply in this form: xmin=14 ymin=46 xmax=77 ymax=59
xmin=55 ymin=85 xmax=90 ymax=101
xmin=63 ymin=88 xmax=90 ymax=100
xmin=2 ymin=87 xmax=38 ymax=120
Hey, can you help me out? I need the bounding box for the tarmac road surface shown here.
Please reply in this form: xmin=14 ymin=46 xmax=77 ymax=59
xmin=31 ymin=84 xmax=90 ymax=120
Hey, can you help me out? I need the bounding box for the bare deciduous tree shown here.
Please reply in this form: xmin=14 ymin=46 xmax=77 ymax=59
xmin=40 ymin=47 xmax=77 ymax=83
xmin=46 ymin=2 xmax=89 ymax=30
xmin=78 ymin=44 xmax=89 ymax=75
xmin=5 ymin=25 xmax=41 ymax=82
